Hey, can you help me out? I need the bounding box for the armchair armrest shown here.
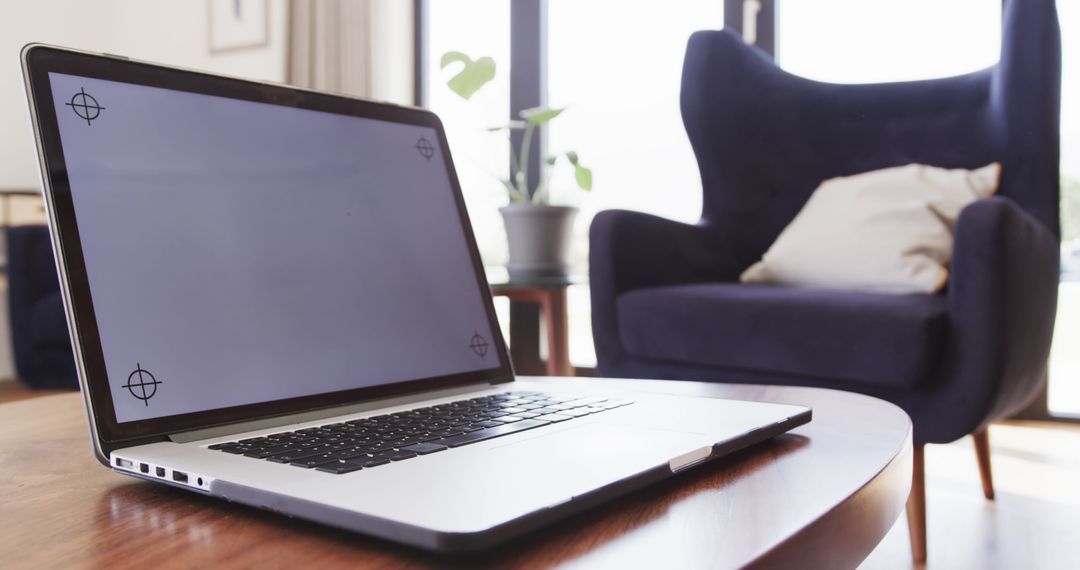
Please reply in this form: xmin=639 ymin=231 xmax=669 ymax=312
xmin=938 ymin=196 xmax=1059 ymax=434
xmin=589 ymin=209 xmax=743 ymax=296
xmin=589 ymin=209 xmax=743 ymax=371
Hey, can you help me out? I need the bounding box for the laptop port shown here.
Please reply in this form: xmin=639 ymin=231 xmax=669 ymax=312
xmin=172 ymin=471 xmax=189 ymax=484
xmin=156 ymin=466 xmax=166 ymax=477
xmin=115 ymin=457 xmax=133 ymax=469
xmin=140 ymin=463 xmax=150 ymax=474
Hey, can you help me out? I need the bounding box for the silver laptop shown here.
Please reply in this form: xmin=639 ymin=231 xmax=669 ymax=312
xmin=21 ymin=45 xmax=811 ymax=552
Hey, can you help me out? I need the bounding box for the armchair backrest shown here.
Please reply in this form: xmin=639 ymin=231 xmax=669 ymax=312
xmin=680 ymin=0 xmax=1061 ymax=265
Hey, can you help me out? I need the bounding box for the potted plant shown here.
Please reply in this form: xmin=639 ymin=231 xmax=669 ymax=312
xmin=441 ymin=51 xmax=592 ymax=279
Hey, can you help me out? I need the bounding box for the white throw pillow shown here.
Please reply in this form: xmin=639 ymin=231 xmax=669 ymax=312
xmin=740 ymin=162 xmax=1001 ymax=294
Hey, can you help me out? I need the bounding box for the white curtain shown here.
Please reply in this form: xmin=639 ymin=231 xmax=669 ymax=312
xmin=287 ymin=0 xmax=375 ymax=97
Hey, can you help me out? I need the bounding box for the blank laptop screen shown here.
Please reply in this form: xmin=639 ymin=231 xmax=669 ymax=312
xmin=47 ymin=72 xmax=502 ymax=424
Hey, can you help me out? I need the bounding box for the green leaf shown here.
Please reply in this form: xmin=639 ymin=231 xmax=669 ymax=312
xmin=574 ymin=165 xmax=593 ymax=191
xmin=565 ymin=151 xmax=579 ymax=166
xmin=500 ymin=178 xmax=526 ymax=202
xmin=545 ymin=155 xmax=558 ymax=165
xmin=440 ymin=51 xmax=495 ymax=100
xmin=520 ymin=106 xmax=565 ymax=125
xmin=439 ymin=51 xmax=467 ymax=69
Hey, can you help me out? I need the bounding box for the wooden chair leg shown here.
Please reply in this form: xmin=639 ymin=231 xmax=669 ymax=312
xmin=906 ymin=444 xmax=927 ymax=564
xmin=972 ymin=429 xmax=995 ymax=500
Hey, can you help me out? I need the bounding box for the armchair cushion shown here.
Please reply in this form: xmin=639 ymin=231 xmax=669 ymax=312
xmin=740 ymin=163 xmax=1001 ymax=294
xmin=616 ymin=283 xmax=947 ymax=389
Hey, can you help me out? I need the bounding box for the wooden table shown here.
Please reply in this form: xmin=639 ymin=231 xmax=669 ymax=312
xmin=0 ymin=378 xmax=912 ymax=569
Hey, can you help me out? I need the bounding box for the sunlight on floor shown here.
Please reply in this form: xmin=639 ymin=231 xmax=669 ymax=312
xmin=1049 ymin=283 xmax=1080 ymax=415
xmin=860 ymin=421 xmax=1080 ymax=569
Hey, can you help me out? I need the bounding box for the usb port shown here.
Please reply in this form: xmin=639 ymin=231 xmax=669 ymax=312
xmin=115 ymin=457 xmax=133 ymax=469
xmin=172 ymin=471 xmax=189 ymax=484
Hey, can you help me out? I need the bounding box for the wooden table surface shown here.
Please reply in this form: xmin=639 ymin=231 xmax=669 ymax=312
xmin=0 ymin=377 xmax=912 ymax=569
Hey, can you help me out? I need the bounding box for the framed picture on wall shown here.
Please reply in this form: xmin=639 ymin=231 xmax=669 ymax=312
xmin=208 ymin=0 xmax=269 ymax=53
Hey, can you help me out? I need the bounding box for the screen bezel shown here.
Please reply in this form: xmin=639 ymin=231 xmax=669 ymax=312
xmin=23 ymin=45 xmax=514 ymax=443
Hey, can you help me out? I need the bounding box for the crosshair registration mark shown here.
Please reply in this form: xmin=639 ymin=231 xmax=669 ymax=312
xmin=470 ymin=332 xmax=489 ymax=359
xmin=415 ymin=136 xmax=435 ymax=161
xmin=123 ymin=363 xmax=161 ymax=406
xmin=66 ymin=88 xmax=105 ymax=126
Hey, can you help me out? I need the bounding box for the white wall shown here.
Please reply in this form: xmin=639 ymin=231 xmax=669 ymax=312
xmin=0 ymin=0 xmax=289 ymax=381
xmin=0 ymin=0 xmax=289 ymax=190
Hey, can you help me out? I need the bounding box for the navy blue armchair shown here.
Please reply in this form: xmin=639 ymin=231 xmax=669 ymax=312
xmin=590 ymin=0 xmax=1060 ymax=561
xmin=6 ymin=224 xmax=77 ymax=390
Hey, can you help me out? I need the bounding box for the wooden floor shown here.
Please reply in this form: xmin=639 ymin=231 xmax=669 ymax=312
xmin=0 ymin=380 xmax=69 ymax=403
xmin=862 ymin=420 xmax=1080 ymax=569
xmin=2 ymin=381 xmax=1076 ymax=568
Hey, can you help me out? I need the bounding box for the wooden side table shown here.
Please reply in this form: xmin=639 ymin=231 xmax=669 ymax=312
xmin=489 ymin=274 xmax=578 ymax=377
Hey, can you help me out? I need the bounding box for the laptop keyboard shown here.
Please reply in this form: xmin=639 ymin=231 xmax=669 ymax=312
xmin=208 ymin=391 xmax=632 ymax=474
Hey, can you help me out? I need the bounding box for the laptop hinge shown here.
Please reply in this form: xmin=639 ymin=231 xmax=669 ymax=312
xmin=169 ymin=382 xmax=500 ymax=443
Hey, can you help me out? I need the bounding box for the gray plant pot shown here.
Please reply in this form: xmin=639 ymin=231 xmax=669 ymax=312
xmin=499 ymin=204 xmax=578 ymax=280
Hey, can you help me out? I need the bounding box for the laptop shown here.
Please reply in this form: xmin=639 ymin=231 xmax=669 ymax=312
xmin=21 ymin=45 xmax=811 ymax=552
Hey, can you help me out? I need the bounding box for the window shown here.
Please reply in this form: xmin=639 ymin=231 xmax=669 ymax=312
xmin=424 ymin=1 xmax=514 ymax=345
xmin=425 ymin=0 xmax=511 ymax=268
xmin=547 ymin=1 xmax=723 ymax=366
xmin=423 ymin=1 xmax=722 ymax=368
xmin=776 ymin=0 xmax=1001 ymax=83
xmin=1052 ymin=0 xmax=1080 ymax=416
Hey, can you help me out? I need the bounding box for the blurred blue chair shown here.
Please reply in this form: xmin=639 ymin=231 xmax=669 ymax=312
xmin=6 ymin=224 xmax=77 ymax=390
xmin=589 ymin=0 xmax=1060 ymax=561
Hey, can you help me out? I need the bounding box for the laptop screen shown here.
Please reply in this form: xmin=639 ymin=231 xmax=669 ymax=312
xmin=46 ymin=72 xmax=503 ymax=424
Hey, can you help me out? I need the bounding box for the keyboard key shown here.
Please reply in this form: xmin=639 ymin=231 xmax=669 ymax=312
xmin=290 ymin=453 xmax=345 ymax=468
xmin=208 ymin=442 xmax=236 ymax=450
xmin=399 ymin=443 xmax=447 ymax=455
xmin=433 ymin=419 xmax=550 ymax=448
xmin=352 ymin=457 xmax=391 ymax=468
xmin=428 ymin=429 xmax=463 ymax=438
xmin=336 ymin=449 xmax=373 ymax=460
xmin=536 ymin=413 xmax=573 ymax=423
xmin=266 ymin=445 xmax=334 ymax=463
xmin=244 ymin=445 xmax=297 ymax=458
xmin=371 ymin=450 xmax=418 ymax=462
xmin=315 ymin=460 xmax=365 ymax=474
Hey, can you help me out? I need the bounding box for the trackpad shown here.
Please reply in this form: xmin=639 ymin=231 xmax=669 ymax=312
xmin=485 ymin=423 xmax=709 ymax=498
